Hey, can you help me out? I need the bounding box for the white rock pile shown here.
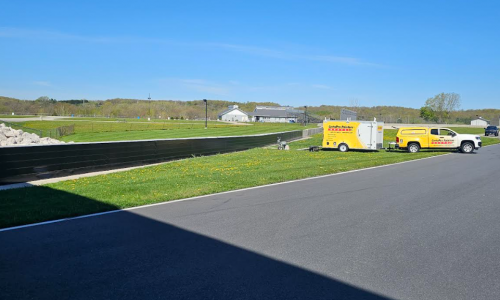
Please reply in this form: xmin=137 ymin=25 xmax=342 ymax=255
xmin=0 ymin=123 xmax=67 ymax=147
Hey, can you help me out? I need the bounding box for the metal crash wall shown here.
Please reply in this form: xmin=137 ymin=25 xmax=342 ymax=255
xmin=0 ymin=130 xmax=303 ymax=184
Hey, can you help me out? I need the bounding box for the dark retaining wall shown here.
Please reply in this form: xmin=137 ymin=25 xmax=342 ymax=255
xmin=0 ymin=130 xmax=302 ymax=184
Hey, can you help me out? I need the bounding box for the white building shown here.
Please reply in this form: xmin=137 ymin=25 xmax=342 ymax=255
xmin=471 ymin=117 xmax=489 ymax=126
xmin=250 ymin=106 xmax=300 ymax=123
xmin=218 ymin=105 xmax=249 ymax=122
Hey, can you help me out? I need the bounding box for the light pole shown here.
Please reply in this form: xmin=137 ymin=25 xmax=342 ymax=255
xmin=203 ymin=99 xmax=208 ymax=129
xmin=304 ymin=105 xmax=308 ymax=126
xmin=148 ymin=93 xmax=151 ymax=118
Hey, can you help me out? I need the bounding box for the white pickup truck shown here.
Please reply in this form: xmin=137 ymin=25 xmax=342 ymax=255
xmin=396 ymin=127 xmax=482 ymax=153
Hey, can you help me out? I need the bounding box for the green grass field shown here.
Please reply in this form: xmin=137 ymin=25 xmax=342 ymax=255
xmin=21 ymin=120 xmax=237 ymax=133
xmin=0 ymin=121 xmax=44 ymax=136
xmin=448 ymin=127 xmax=486 ymax=134
xmin=60 ymin=117 xmax=224 ymax=123
xmin=14 ymin=120 xmax=316 ymax=142
xmin=60 ymin=125 xmax=315 ymax=142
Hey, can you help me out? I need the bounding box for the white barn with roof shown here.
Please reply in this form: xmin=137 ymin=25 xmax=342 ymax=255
xmin=250 ymin=106 xmax=300 ymax=123
xmin=218 ymin=105 xmax=249 ymax=122
xmin=471 ymin=117 xmax=489 ymax=126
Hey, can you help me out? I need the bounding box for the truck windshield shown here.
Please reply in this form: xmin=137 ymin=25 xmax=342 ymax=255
xmin=486 ymin=126 xmax=497 ymax=129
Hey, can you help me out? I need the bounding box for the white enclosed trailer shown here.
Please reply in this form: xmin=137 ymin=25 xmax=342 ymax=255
xmin=322 ymin=120 xmax=384 ymax=151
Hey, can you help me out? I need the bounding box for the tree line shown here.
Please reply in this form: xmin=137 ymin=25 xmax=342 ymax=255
xmin=0 ymin=96 xmax=279 ymax=120
xmin=0 ymin=94 xmax=498 ymax=124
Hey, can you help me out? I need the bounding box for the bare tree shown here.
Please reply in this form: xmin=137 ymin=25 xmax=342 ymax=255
xmin=424 ymin=93 xmax=461 ymax=123
xmin=349 ymin=98 xmax=360 ymax=111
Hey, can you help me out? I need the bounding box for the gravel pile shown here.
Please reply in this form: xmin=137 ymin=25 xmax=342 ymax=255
xmin=0 ymin=123 xmax=68 ymax=147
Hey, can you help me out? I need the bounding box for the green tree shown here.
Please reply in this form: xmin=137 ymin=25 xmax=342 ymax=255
xmin=35 ymin=96 xmax=56 ymax=104
xmin=420 ymin=106 xmax=437 ymax=122
xmin=35 ymin=96 xmax=49 ymax=102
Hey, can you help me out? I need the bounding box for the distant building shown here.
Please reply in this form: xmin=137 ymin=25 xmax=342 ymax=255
xmin=340 ymin=108 xmax=357 ymax=121
xmin=471 ymin=117 xmax=489 ymax=126
xmin=218 ymin=105 xmax=249 ymax=122
xmin=250 ymin=106 xmax=300 ymax=123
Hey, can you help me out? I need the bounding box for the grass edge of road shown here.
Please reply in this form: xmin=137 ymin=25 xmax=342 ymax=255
xmin=1 ymin=133 xmax=498 ymax=230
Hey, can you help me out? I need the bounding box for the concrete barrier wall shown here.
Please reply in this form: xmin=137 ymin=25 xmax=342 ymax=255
xmin=302 ymin=127 xmax=323 ymax=138
xmin=0 ymin=130 xmax=303 ymax=184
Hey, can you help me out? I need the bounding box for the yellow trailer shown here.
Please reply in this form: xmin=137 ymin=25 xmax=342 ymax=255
xmin=322 ymin=120 xmax=384 ymax=152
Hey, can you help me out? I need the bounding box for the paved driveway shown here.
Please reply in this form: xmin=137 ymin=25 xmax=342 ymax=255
xmin=0 ymin=116 xmax=67 ymax=122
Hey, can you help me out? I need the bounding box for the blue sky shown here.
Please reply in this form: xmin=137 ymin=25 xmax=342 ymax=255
xmin=0 ymin=0 xmax=499 ymax=109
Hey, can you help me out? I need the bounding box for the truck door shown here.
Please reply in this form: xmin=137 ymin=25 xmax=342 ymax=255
xmin=439 ymin=128 xmax=459 ymax=148
xmin=430 ymin=128 xmax=446 ymax=148
xmin=430 ymin=128 xmax=456 ymax=148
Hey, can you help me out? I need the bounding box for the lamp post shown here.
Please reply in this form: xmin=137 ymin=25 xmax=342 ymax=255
xmin=148 ymin=93 xmax=151 ymax=118
xmin=304 ymin=105 xmax=308 ymax=126
xmin=203 ymin=99 xmax=208 ymax=129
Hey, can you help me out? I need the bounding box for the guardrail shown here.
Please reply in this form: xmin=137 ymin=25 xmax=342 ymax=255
xmin=0 ymin=130 xmax=303 ymax=184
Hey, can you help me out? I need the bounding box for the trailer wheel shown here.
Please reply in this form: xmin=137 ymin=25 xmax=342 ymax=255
xmin=460 ymin=142 xmax=474 ymax=153
xmin=407 ymin=143 xmax=420 ymax=153
xmin=338 ymin=143 xmax=349 ymax=152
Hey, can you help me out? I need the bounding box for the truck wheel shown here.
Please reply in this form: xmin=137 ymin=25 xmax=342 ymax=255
xmin=407 ymin=143 xmax=420 ymax=153
xmin=338 ymin=143 xmax=349 ymax=152
xmin=460 ymin=142 xmax=474 ymax=153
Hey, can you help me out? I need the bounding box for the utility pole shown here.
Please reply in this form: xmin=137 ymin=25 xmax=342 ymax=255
xmin=148 ymin=93 xmax=151 ymax=118
xmin=304 ymin=105 xmax=308 ymax=126
xmin=203 ymin=99 xmax=208 ymax=129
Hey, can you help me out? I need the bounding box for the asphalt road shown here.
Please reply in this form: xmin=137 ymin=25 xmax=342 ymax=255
xmin=0 ymin=116 xmax=67 ymax=122
xmin=2 ymin=145 xmax=500 ymax=300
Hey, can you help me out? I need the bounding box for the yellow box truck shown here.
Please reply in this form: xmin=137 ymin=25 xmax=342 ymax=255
xmin=322 ymin=120 xmax=384 ymax=152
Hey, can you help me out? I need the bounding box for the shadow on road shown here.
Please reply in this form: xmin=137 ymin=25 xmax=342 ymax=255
xmin=0 ymin=188 xmax=393 ymax=300
xmin=0 ymin=185 xmax=121 ymax=229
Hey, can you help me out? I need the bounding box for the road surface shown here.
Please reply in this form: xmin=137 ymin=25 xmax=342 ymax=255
xmin=1 ymin=145 xmax=500 ymax=299
xmin=0 ymin=116 xmax=67 ymax=122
